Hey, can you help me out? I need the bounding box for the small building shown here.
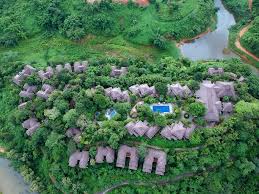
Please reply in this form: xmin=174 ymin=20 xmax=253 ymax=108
xmin=36 ymin=84 xmax=54 ymax=100
xmin=38 ymin=66 xmax=54 ymax=80
xmin=129 ymin=84 xmax=156 ymax=97
xmin=215 ymin=81 xmax=236 ymax=99
xmin=110 ymin=66 xmax=128 ymax=77
xmin=208 ymin=67 xmax=224 ymax=75
xmin=69 ymin=150 xmax=89 ymax=168
xmin=74 ymin=61 xmax=88 ymax=73
xmin=95 ymin=146 xmax=115 ymax=163
xmin=64 ymin=63 xmax=72 ymax=72
xmin=56 ymin=64 xmax=63 ymax=73
xmin=22 ymin=118 xmax=40 ymax=136
xmin=126 ymin=121 xmax=149 ymax=137
xmin=130 ymin=101 xmax=144 ymax=118
xmin=161 ymin=122 xmax=195 ymax=140
xmin=167 ymin=83 xmax=191 ymax=98
xmin=13 ymin=65 xmax=36 ymax=85
xmin=105 ymin=87 xmax=129 ymax=102
xmin=116 ymin=145 xmax=138 ymax=170
xmin=18 ymin=102 xmax=28 ymax=109
xmin=145 ymin=126 xmax=160 ymax=139
xmin=19 ymin=84 xmax=37 ymax=99
xmin=143 ymin=149 xmax=167 ymax=175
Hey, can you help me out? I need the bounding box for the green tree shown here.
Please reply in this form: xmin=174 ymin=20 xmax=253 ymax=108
xmin=187 ymin=102 xmax=206 ymax=117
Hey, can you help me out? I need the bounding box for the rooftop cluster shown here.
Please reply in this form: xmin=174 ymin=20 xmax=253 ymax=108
xmin=69 ymin=145 xmax=167 ymax=175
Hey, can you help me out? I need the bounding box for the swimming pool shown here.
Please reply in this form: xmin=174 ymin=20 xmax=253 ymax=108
xmin=151 ymin=104 xmax=173 ymax=114
xmin=105 ymin=109 xmax=117 ymax=120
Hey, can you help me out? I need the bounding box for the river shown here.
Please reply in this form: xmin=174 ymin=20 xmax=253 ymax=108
xmin=0 ymin=158 xmax=36 ymax=194
xmin=180 ymin=0 xmax=238 ymax=60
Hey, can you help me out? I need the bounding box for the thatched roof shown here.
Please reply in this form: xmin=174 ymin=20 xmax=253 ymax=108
xmin=161 ymin=122 xmax=195 ymax=140
xmin=69 ymin=150 xmax=89 ymax=168
xmin=129 ymin=84 xmax=156 ymax=97
xmin=167 ymin=83 xmax=191 ymax=98
xmin=38 ymin=66 xmax=54 ymax=80
xmin=116 ymin=145 xmax=138 ymax=170
xmin=13 ymin=65 xmax=36 ymax=85
xmin=95 ymin=146 xmax=115 ymax=163
xmin=22 ymin=118 xmax=40 ymax=136
xmin=19 ymin=84 xmax=37 ymax=99
xmin=143 ymin=149 xmax=167 ymax=175
xmin=110 ymin=66 xmax=128 ymax=77
xmin=105 ymin=87 xmax=129 ymax=102
xmin=36 ymin=84 xmax=54 ymax=100
xmin=74 ymin=61 xmax=88 ymax=73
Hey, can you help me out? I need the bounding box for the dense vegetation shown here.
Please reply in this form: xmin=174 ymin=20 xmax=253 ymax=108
xmin=223 ymin=0 xmax=259 ymax=65
xmin=240 ymin=16 xmax=259 ymax=57
xmin=0 ymin=54 xmax=258 ymax=193
xmin=0 ymin=0 xmax=216 ymax=64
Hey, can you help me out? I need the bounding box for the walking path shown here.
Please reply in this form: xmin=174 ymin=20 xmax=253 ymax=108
xmin=96 ymin=171 xmax=196 ymax=194
xmin=234 ymin=0 xmax=259 ymax=62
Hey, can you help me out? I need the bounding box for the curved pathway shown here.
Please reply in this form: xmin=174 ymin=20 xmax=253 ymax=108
xmin=96 ymin=171 xmax=196 ymax=194
xmin=234 ymin=0 xmax=259 ymax=62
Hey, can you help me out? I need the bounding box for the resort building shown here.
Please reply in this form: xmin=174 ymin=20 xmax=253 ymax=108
xmin=116 ymin=145 xmax=138 ymax=170
xmin=13 ymin=65 xmax=36 ymax=85
xmin=126 ymin=121 xmax=160 ymax=139
xmin=110 ymin=66 xmax=128 ymax=77
xmin=69 ymin=151 xmax=89 ymax=168
xmin=167 ymin=83 xmax=191 ymax=98
xmin=143 ymin=149 xmax=167 ymax=175
xmin=104 ymin=87 xmax=130 ymax=102
xmin=19 ymin=84 xmax=37 ymax=99
xmin=74 ymin=61 xmax=88 ymax=73
xmin=38 ymin=66 xmax=54 ymax=80
xmin=196 ymin=81 xmax=235 ymax=122
xmin=129 ymin=84 xmax=156 ymax=97
xmin=64 ymin=63 xmax=72 ymax=72
xmin=161 ymin=122 xmax=195 ymax=140
xmin=36 ymin=84 xmax=54 ymax=100
xmin=95 ymin=146 xmax=115 ymax=164
xmin=22 ymin=118 xmax=40 ymax=136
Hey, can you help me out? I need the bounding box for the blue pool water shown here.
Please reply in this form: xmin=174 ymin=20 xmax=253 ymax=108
xmin=152 ymin=105 xmax=170 ymax=113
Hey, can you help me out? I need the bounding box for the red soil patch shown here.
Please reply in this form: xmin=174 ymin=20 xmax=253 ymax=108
xmin=135 ymin=0 xmax=149 ymax=6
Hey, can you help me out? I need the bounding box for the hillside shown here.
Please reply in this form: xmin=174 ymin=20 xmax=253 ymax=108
xmin=0 ymin=0 xmax=216 ymax=65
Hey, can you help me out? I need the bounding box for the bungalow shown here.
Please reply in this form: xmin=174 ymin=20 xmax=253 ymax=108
xmin=55 ymin=64 xmax=63 ymax=73
xmin=167 ymin=83 xmax=191 ymax=98
xmin=161 ymin=122 xmax=195 ymax=140
xmin=19 ymin=84 xmax=37 ymax=99
xmin=22 ymin=118 xmax=40 ymax=136
xmin=74 ymin=61 xmax=88 ymax=73
xmin=64 ymin=63 xmax=72 ymax=72
xmin=126 ymin=121 xmax=159 ymax=139
xmin=116 ymin=145 xmax=138 ymax=170
xmin=36 ymin=84 xmax=54 ymax=100
xmin=104 ymin=87 xmax=130 ymax=102
xmin=13 ymin=65 xmax=36 ymax=85
xmin=110 ymin=66 xmax=128 ymax=77
xmin=208 ymin=67 xmax=224 ymax=75
xmin=95 ymin=146 xmax=115 ymax=164
xmin=215 ymin=81 xmax=236 ymax=98
xmin=143 ymin=149 xmax=167 ymax=175
xmin=38 ymin=66 xmax=54 ymax=80
xmin=69 ymin=150 xmax=89 ymax=168
xmin=129 ymin=84 xmax=156 ymax=97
